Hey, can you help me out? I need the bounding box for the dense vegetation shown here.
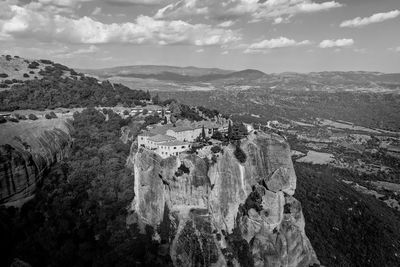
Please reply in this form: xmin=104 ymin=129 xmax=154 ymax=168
xmin=0 ymin=63 xmax=150 ymax=111
xmin=294 ymin=162 xmax=400 ymax=267
xmin=0 ymin=108 xmax=170 ymax=266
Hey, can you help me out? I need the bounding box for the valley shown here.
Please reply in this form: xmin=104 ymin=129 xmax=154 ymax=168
xmin=1 ymin=55 xmax=400 ymax=266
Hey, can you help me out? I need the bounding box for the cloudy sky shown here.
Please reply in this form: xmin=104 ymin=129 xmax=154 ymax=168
xmin=0 ymin=0 xmax=399 ymax=72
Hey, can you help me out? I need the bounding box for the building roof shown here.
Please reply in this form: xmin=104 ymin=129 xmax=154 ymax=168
xmin=159 ymin=140 xmax=190 ymax=147
xmin=148 ymin=134 xmax=176 ymax=142
xmin=139 ymin=131 xmax=157 ymax=137
xmin=168 ymin=126 xmax=196 ymax=133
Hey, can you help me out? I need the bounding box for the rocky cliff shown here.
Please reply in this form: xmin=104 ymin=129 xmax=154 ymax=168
xmin=0 ymin=119 xmax=73 ymax=205
xmin=127 ymin=131 xmax=319 ymax=266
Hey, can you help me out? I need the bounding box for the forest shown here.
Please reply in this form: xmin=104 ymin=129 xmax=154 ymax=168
xmin=294 ymin=162 xmax=400 ymax=267
xmin=0 ymin=63 xmax=151 ymax=111
xmin=0 ymin=108 xmax=170 ymax=266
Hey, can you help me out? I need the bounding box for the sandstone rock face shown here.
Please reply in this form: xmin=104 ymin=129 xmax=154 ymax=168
xmin=0 ymin=121 xmax=73 ymax=205
xmin=128 ymin=131 xmax=319 ymax=267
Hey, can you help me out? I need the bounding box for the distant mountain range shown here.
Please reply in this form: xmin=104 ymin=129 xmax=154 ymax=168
xmin=79 ymin=65 xmax=400 ymax=92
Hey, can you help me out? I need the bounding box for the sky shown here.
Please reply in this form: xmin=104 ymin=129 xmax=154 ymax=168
xmin=0 ymin=0 xmax=399 ymax=73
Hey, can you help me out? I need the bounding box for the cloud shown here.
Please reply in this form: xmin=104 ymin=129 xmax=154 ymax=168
xmin=0 ymin=4 xmax=241 ymax=46
xmin=91 ymin=7 xmax=102 ymax=15
xmin=221 ymin=50 xmax=229 ymax=55
xmin=244 ymin=37 xmax=310 ymax=53
xmin=104 ymin=0 xmax=169 ymax=5
xmin=155 ymin=0 xmax=342 ymax=22
xmin=217 ymin=20 xmax=235 ymax=28
xmin=319 ymin=39 xmax=354 ymax=48
xmin=340 ymin=10 xmax=400 ymax=28
xmin=195 ymin=48 xmax=204 ymax=53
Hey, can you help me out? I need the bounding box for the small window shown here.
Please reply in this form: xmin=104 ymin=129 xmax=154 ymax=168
xmin=181 ymin=146 xmax=185 ymax=148
xmin=174 ymin=147 xmax=177 ymax=149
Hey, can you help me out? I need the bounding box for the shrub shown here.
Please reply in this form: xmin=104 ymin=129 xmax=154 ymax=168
xmin=28 ymin=114 xmax=38 ymax=120
xmin=211 ymin=145 xmax=222 ymax=154
xmin=142 ymin=109 xmax=149 ymax=115
xmin=4 ymin=80 xmax=13 ymax=84
xmin=45 ymin=114 xmax=52 ymax=119
xmin=123 ymin=110 xmax=129 ymax=116
xmin=28 ymin=61 xmax=40 ymax=69
xmin=8 ymin=117 xmax=19 ymax=122
xmin=5 ymin=55 xmax=12 ymax=61
xmin=49 ymin=111 xmax=58 ymax=118
xmin=23 ymin=73 xmax=29 ymax=78
xmin=0 ymin=73 xmax=9 ymax=78
xmin=29 ymin=71 xmax=35 ymax=74
xmin=234 ymin=144 xmax=247 ymax=163
xmin=0 ymin=116 xmax=6 ymax=123
xmin=40 ymin=59 xmax=53 ymax=64
xmin=0 ymin=84 xmax=8 ymax=88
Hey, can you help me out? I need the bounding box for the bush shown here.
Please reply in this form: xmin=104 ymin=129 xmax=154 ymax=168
xmin=211 ymin=145 xmax=222 ymax=154
xmin=0 ymin=73 xmax=8 ymax=78
xmin=28 ymin=61 xmax=40 ymax=69
xmin=23 ymin=73 xmax=29 ymax=78
xmin=234 ymin=145 xmax=247 ymax=163
xmin=28 ymin=114 xmax=38 ymax=120
xmin=4 ymin=80 xmax=13 ymax=84
xmin=5 ymin=55 xmax=12 ymax=61
xmin=0 ymin=116 xmax=6 ymax=123
xmin=29 ymin=71 xmax=35 ymax=74
xmin=45 ymin=114 xmax=52 ymax=119
xmin=49 ymin=111 xmax=58 ymax=118
xmin=123 ymin=110 xmax=129 ymax=116
xmin=0 ymin=84 xmax=8 ymax=88
xmin=40 ymin=59 xmax=53 ymax=64
xmin=8 ymin=117 xmax=19 ymax=122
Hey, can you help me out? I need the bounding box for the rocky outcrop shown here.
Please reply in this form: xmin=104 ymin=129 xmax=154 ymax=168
xmin=127 ymin=131 xmax=319 ymax=266
xmin=0 ymin=120 xmax=73 ymax=205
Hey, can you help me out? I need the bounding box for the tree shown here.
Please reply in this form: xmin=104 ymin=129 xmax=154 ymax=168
xmin=201 ymin=125 xmax=206 ymax=140
xmin=163 ymin=117 xmax=168 ymax=125
xmin=28 ymin=114 xmax=38 ymax=120
xmin=152 ymin=94 xmax=160 ymax=105
xmin=211 ymin=130 xmax=224 ymax=141
xmin=234 ymin=143 xmax=247 ymax=163
xmin=228 ymin=121 xmax=233 ymax=140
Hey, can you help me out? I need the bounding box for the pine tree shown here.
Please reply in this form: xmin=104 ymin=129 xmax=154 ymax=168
xmin=201 ymin=125 xmax=206 ymax=140
xmin=228 ymin=121 xmax=233 ymax=140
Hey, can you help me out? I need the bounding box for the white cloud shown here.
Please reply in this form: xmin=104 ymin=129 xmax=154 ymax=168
xmin=91 ymin=7 xmax=102 ymax=15
xmin=217 ymin=20 xmax=235 ymax=28
xmin=0 ymin=4 xmax=241 ymax=46
xmin=155 ymin=0 xmax=342 ymax=22
xmin=105 ymin=0 xmax=169 ymax=5
xmin=319 ymin=39 xmax=354 ymax=48
xmin=340 ymin=10 xmax=400 ymax=28
xmin=244 ymin=37 xmax=310 ymax=54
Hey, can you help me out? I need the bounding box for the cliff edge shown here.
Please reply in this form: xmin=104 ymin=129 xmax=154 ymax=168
xmin=127 ymin=131 xmax=319 ymax=266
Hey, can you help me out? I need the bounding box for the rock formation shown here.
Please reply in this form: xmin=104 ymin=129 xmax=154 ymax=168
xmin=127 ymin=131 xmax=320 ymax=266
xmin=0 ymin=120 xmax=73 ymax=205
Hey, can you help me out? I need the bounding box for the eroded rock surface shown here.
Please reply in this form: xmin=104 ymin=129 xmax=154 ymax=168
xmin=0 ymin=120 xmax=72 ymax=205
xmin=128 ymin=131 xmax=319 ymax=266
